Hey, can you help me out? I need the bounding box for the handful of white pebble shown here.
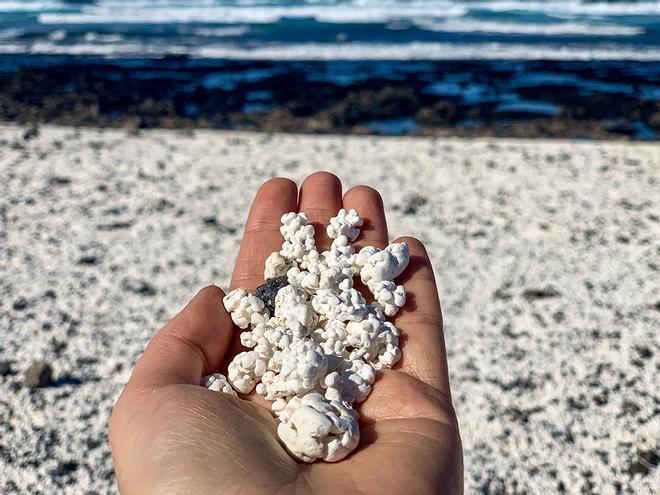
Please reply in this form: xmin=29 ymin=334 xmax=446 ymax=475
xmin=202 ymin=209 xmax=409 ymax=462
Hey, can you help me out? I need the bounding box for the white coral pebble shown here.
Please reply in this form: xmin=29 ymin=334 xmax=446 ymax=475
xmin=264 ymin=252 xmax=292 ymax=280
xmin=312 ymin=288 xmax=367 ymax=322
xmin=222 ymin=288 xmax=270 ymax=329
xmin=227 ymin=350 xmax=269 ymax=394
xmin=324 ymin=360 xmax=375 ymax=403
xmin=276 ymin=392 xmax=359 ymax=462
xmin=372 ymin=280 xmax=407 ymax=316
xmin=280 ymin=212 xmax=315 ymax=260
xmin=359 ymin=242 xmax=410 ymax=290
xmin=201 ymin=373 xmax=237 ymax=396
xmin=256 ymin=340 xmax=328 ymax=400
xmin=274 ymin=285 xmax=317 ymax=333
xmin=327 ymin=208 xmax=363 ymax=242
xmin=345 ymin=312 xmax=401 ymax=369
xmin=217 ymin=208 xmax=408 ymax=463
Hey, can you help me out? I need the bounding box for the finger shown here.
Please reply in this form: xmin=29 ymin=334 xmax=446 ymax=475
xmin=225 ymin=178 xmax=297 ymax=365
xmin=342 ymin=185 xmax=389 ymax=250
xmin=127 ymin=285 xmax=233 ymax=391
xmin=231 ymin=177 xmax=298 ymax=291
xmin=298 ymin=171 xmax=343 ymax=252
xmin=392 ymin=236 xmax=451 ymax=397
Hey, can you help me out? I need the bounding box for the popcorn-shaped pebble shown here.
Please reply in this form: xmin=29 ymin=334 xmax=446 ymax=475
xmin=239 ymin=321 xmax=283 ymax=356
xmin=280 ymin=212 xmax=316 ymax=260
xmin=223 ymin=288 xmax=270 ymax=329
xmin=264 ymin=252 xmax=293 ymax=280
xmin=327 ymin=208 xmax=363 ymax=242
xmin=360 ymin=242 xmax=410 ymax=289
xmin=372 ymin=280 xmax=407 ymax=317
xmin=274 ymin=285 xmax=317 ymax=333
xmin=324 ymin=249 xmax=356 ymax=276
xmin=346 ymin=314 xmax=401 ymax=370
xmin=324 ymin=360 xmax=375 ymax=403
xmin=352 ymin=245 xmax=379 ymax=269
xmin=311 ymin=319 xmax=348 ymax=357
xmin=312 ymin=288 xmax=367 ymax=322
xmin=201 ymin=373 xmax=237 ymax=396
xmin=298 ymin=248 xmax=320 ymax=271
xmin=227 ymin=350 xmax=269 ymax=394
xmin=371 ymin=321 xmax=401 ymax=369
xmin=329 ymin=235 xmax=356 ymax=261
xmin=256 ymin=340 xmax=328 ymax=400
xmin=287 ymin=262 xmax=350 ymax=294
xmin=271 ymin=322 xmax=308 ymax=351
xmin=276 ymin=392 xmax=359 ymax=462
xmin=359 ymin=242 xmax=410 ymax=290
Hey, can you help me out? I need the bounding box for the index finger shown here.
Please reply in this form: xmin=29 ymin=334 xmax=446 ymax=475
xmin=225 ymin=178 xmax=298 ymax=365
xmin=231 ymin=178 xmax=298 ymax=291
xmin=392 ymin=236 xmax=451 ymax=397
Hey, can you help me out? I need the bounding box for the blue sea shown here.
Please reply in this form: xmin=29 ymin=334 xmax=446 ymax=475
xmin=0 ymin=0 xmax=658 ymax=61
xmin=0 ymin=1 xmax=658 ymax=137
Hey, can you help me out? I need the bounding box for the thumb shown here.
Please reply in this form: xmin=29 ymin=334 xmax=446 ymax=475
xmin=126 ymin=285 xmax=233 ymax=392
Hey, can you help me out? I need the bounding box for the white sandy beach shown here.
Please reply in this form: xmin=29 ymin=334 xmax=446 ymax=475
xmin=1 ymin=125 xmax=658 ymax=494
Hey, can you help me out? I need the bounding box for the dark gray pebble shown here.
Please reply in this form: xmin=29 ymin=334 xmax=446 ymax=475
xmin=522 ymin=287 xmax=561 ymax=301
xmin=403 ymin=193 xmax=428 ymax=215
xmin=255 ymin=276 xmax=289 ymax=315
xmin=121 ymin=278 xmax=156 ymax=296
xmin=12 ymin=298 xmax=30 ymax=311
xmin=0 ymin=361 xmax=13 ymax=376
xmin=23 ymin=124 xmax=39 ymax=141
xmin=24 ymin=361 xmax=54 ymax=388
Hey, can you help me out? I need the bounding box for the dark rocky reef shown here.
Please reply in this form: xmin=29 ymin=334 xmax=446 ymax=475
xmin=0 ymin=57 xmax=657 ymax=139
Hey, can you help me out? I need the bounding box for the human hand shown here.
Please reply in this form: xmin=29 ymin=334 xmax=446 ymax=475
xmin=109 ymin=172 xmax=463 ymax=494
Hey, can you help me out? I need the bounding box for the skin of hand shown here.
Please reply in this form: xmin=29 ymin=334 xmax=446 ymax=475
xmin=109 ymin=172 xmax=463 ymax=494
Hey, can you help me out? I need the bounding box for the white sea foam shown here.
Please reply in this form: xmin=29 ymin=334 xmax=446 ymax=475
xmin=185 ymin=26 xmax=251 ymax=37
xmin=2 ymin=40 xmax=659 ymax=61
xmin=83 ymin=32 xmax=125 ymax=43
xmin=0 ymin=1 xmax=66 ymax=12
xmin=37 ymin=3 xmax=468 ymax=25
xmin=468 ymin=1 xmax=660 ymax=16
xmin=194 ymin=42 xmax=660 ymax=61
xmin=0 ymin=27 xmax=24 ymax=40
xmin=417 ymin=19 xmax=644 ymax=36
xmin=47 ymin=29 xmax=66 ymax=42
xmin=33 ymin=0 xmax=660 ymax=26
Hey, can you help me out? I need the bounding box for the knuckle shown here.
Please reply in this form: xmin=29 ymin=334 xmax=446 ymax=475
xmin=243 ymin=218 xmax=280 ymax=236
xmin=303 ymin=206 xmax=336 ymax=219
xmin=231 ymin=271 xmax=262 ymax=290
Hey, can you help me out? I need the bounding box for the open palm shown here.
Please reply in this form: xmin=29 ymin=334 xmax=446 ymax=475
xmin=109 ymin=172 xmax=463 ymax=494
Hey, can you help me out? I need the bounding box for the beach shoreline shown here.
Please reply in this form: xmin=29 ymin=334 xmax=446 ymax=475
xmin=1 ymin=124 xmax=658 ymax=493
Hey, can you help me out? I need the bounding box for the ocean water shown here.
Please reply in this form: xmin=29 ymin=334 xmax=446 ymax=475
xmin=0 ymin=0 xmax=658 ymax=61
xmin=0 ymin=1 xmax=658 ymax=137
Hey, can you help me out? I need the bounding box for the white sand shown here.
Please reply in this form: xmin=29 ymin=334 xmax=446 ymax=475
xmin=1 ymin=125 xmax=658 ymax=494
